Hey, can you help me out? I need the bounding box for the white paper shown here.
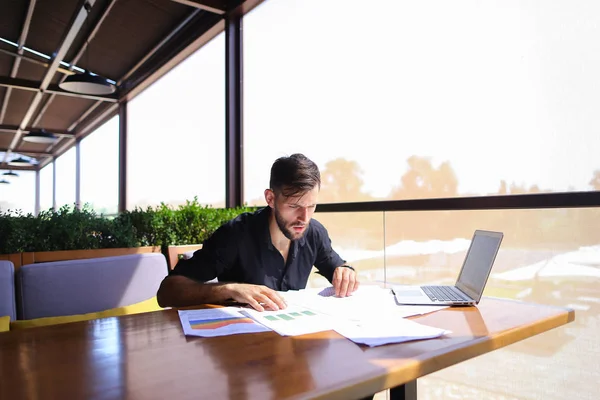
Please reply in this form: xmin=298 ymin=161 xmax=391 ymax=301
xmin=334 ymin=317 xmax=451 ymax=347
xmin=242 ymin=305 xmax=335 ymax=336
xmin=178 ymin=308 xmax=271 ymax=337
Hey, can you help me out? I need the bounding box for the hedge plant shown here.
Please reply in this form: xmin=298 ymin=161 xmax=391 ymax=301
xmin=0 ymin=197 xmax=255 ymax=254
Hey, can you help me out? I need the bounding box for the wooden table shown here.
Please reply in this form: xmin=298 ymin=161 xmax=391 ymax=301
xmin=0 ymin=297 xmax=574 ymax=400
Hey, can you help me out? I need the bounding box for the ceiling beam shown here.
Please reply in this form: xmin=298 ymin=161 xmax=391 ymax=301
xmin=0 ymin=148 xmax=51 ymax=156
xmin=0 ymin=124 xmax=74 ymax=137
xmin=0 ymin=164 xmax=39 ymax=172
xmin=0 ymin=0 xmax=37 ymax=125
xmin=0 ymin=48 xmax=76 ymax=76
xmin=0 ymin=76 xmax=39 ymax=92
xmin=170 ymin=0 xmax=229 ymax=14
xmin=1 ymin=0 xmax=97 ymax=167
xmin=0 ymin=76 xmax=117 ymax=102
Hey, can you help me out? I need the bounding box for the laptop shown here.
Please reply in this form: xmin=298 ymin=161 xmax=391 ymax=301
xmin=392 ymin=230 xmax=504 ymax=306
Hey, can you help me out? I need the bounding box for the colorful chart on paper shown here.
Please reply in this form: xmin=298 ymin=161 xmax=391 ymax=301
xmin=264 ymin=310 xmax=317 ymax=322
xmin=189 ymin=316 xmax=256 ymax=330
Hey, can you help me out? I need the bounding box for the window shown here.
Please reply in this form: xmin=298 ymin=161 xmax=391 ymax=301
xmin=39 ymin=164 xmax=53 ymax=212
xmin=0 ymin=170 xmax=35 ymax=214
xmin=54 ymin=148 xmax=76 ymax=209
xmin=244 ymin=0 xmax=600 ymax=204
xmin=127 ymin=33 xmax=225 ymax=209
xmin=80 ymin=116 xmax=119 ymax=214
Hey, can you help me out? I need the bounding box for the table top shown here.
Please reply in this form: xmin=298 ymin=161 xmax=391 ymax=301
xmin=0 ymin=297 xmax=574 ymax=400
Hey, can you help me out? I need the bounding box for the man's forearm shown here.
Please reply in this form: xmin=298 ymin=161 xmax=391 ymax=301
xmin=157 ymin=275 xmax=233 ymax=308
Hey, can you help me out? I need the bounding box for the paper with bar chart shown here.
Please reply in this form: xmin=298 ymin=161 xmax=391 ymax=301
xmin=242 ymin=306 xmax=335 ymax=336
xmin=178 ymin=307 xmax=271 ymax=337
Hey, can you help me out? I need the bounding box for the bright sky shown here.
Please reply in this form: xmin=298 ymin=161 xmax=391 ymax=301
xmin=4 ymin=0 xmax=600 ymax=212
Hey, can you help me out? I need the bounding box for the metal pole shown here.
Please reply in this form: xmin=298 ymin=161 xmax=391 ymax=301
xmin=225 ymin=12 xmax=243 ymax=208
xmin=118 ymin=101 xmax=127 ymax=212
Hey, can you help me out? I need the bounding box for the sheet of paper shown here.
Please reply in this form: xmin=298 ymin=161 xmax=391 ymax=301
xmin=178 ymin=308 xmax=271 ymax=337
xmin=242 ymin=305 xmax=335 ymax=336
xmin=334 ymin=317 xmax=451 ymax=347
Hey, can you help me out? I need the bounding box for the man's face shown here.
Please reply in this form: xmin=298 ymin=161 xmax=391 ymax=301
xmin=269 ymin=187 xmax=319 ymax=241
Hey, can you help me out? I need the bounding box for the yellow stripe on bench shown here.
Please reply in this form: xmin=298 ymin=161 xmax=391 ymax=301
xmin=0 ymin=316 xmax=9 ymax=332
xmin=10 ymin=297 xmax=162 ymax=330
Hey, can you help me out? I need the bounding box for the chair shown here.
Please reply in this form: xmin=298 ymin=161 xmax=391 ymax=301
xmin=0 ymin=261 xmax=16 ymax=321
xmin=16 ymin=253 xmax=169 ymax=320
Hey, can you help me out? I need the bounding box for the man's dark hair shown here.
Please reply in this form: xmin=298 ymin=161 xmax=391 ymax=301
xmin=270 ymin=153 xmax=321 ymax=197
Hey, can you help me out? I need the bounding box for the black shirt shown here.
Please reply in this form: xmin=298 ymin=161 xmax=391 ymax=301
xmin=171 ymin=207 xmax=345 ymax=291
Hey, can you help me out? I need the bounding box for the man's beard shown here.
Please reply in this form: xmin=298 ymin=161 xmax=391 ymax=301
xmin=274 ymin=207 xmax=306 ymax=241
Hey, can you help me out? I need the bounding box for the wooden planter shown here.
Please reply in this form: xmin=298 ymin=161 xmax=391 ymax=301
xmin=0 ymin=253 xmax=22 ymax=268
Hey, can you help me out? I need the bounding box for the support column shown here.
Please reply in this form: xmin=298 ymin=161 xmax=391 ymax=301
xmin=75 ymin=139 xmax=81 ymax=209
xmin=225 ymin=12 xmax=243 ymax=208
xmin=118 ymin=101 xmax=127 ymax=212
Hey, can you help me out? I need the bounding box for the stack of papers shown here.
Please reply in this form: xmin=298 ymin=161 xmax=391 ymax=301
xmin=177 ymin=286 xmax=451 ymax=346
xmin=280 ymin=285 xmax=447 ymax=323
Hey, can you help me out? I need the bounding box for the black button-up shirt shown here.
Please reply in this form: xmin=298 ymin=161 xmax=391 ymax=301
xmin=171 ymin=207 xmax=345 ymax=291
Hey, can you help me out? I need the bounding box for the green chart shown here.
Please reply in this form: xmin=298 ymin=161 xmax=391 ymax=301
xmin=264 ymin=310 xmax=317 ymax=322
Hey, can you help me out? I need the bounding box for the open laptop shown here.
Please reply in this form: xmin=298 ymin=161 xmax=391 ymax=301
xmin=392 ymin=230 xmax=503 ymax=306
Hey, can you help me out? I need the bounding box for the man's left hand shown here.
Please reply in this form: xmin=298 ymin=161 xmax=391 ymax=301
xmin=332 ymin=266 xmax=359 ymax=297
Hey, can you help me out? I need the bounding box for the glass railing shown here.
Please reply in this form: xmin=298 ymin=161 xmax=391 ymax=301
xmin=308 ymin=212 xmax=386 ymax=288
xmin=315 ymin=207 xmax=600 ymax=400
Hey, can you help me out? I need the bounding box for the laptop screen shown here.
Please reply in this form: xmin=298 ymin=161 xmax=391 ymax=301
xmin=455 ymin=230 xmax=503 ymax=301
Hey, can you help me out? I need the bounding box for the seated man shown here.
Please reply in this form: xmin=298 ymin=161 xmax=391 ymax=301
xmin=157 ymin=153 xmax=359 ymax=311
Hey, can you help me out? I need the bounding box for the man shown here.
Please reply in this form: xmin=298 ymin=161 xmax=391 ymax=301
xmin=157 ymin=153 xmax=359 ymax=311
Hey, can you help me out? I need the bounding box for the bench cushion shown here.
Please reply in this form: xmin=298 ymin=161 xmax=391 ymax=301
xmin=17 ymin=253 xmax=168 ymax=320
xmin=0 ymin=261 xmax=16 ymax=321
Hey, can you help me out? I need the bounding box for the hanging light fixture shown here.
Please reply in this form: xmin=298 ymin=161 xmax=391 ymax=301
xmin=8 ymin=157 xmax=32 ymax=167
xmin=0 ymin=179 xmax=10 ymax=184
xmin=2 ymin=170 xmax=19 ymax=179
xmin=58 ymin=1 xmax=116 ymax=96
xmin=22 ymin=129 xmax=58 ymax=144
xmin=59 ymin=72 xmax=116 ymax=95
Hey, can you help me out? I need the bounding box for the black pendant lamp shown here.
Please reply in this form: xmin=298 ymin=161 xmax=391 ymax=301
xmin=58 ymin=1 xmax=116 ymax=96
xmin=23 ymin=129 xmax=58 ymax=144
xmin=59 ymin=72 xmax=116 ymax=95
xmin=8 ymin=157 xmax=32 ymax=167
xmin=2 ymin=170 xmax=19 ymax=179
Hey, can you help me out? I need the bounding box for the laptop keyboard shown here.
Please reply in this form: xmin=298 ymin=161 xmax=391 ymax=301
xmin=422 ymin=286 xmax=471 ymax=302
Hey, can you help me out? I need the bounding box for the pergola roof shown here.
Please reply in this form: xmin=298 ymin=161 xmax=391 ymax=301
xmin=0 ymin=0 xmax=260 ymax=171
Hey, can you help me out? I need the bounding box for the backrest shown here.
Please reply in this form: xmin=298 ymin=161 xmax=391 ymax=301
xmin=0 ymin=261 xmax=16 ymax=321
xmin=17 ymin=253 xmax=169 ymax=320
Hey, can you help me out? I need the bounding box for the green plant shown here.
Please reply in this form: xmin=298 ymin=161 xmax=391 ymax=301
xmin=0 ymin=199 xmax=257 ymax=254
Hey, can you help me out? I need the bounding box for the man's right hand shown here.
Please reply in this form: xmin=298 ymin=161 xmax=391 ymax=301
xmin=223 ymin=283 xmax=287 ymax=312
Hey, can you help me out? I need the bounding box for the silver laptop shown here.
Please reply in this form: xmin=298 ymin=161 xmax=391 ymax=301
xmin=392 ymin=230 xmax=503 ymax=306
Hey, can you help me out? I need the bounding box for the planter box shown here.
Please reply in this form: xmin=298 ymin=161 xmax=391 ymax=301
xmin=0 ymin=253 xmax=22 ymax=268
xmin=18 ymin=246 xmax=162 ymax=270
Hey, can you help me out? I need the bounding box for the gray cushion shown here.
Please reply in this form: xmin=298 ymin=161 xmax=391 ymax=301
xmin=17 ymin=253 xmax=168 ymax=320
xmin=0 ymin=261 xmax=16 ymax=321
